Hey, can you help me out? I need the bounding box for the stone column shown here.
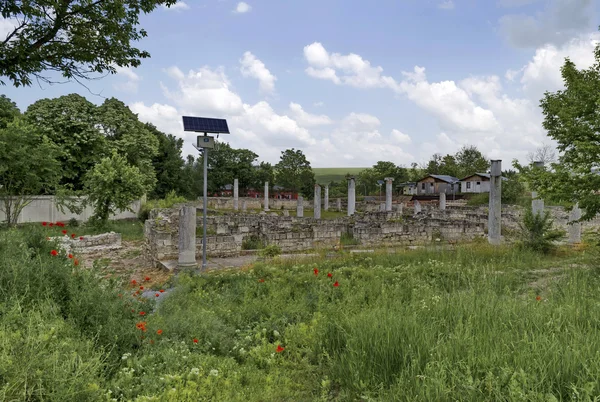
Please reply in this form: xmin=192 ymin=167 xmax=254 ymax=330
xmin=414 ymin=200 xmax=422 ymax=215
xmin=488 ymin=160 xmax=502 ymax=245
xmin=324 ymin=186 xmax=329 ymax=211
xmin=337 ymin=198 xmax=342 ymax=212
xmin=264 ymin=182 xmax=269 ymax=211
xmin=347 ymin=177 xmax=356 ymax=216
xmin=379 ymin=203 xmax=386 ymax=212
xmin=314 ymin=184 xmax=322 ymax=219
xmin=568 ymin=204 xmax=582 ymax=244
xmin=297 ymin=196 xmax=304 ymax=218
xmin=396 ymin=203 xmax=404 ymax=214
xmin=233 ymin=179 xmax=239 ymax=211
xmin=242 ymin=200 xmax=247 ymax=212
xmin=178 ymin=205 xmax=197 ymax=269
xmin=385 ymin=177 xmax=394 ymax=211
xmin=439 ymin=192 xmax=446 ymax=211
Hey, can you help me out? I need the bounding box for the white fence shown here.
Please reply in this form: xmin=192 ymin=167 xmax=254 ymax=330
xmin=0 ymin=196 xmax=144 ymax=224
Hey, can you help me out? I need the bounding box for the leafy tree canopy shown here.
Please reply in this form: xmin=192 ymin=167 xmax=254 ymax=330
xmin=147 ymin=123 xmax=184 ymax=199
xmin=83 ymin=150 xmax=147 ymax=223
xmin=0 ymin=95 xmax=19 ymax=128
xmin=0 ymin=0 xmax=177 ymax=87
xmin=275 ymin=148 xmax=315 ymax=196
xmin=516 ymin=40 xmax=600 ymax=220
xmin=425 ymin=146 xmax=489 ymax=179
xmin=0 ymin=118 xmax=61 ymax=225
xmin=24 ymin=93 xmax=106 ymax=191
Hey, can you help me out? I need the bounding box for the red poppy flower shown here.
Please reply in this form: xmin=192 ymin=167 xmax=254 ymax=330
xmin=159 ymin=289 xmax=165 ymax=293
xmin=157 ymin=329 xmax=163 ymax=335
xmin=68 ymin=254 xmax=73 ymax=259
xmin=42 ymin=222 xmax=47 ymax=226
xmin=155 ymin=293 xmax=160 ymax=297
xmin=56 ymin=222 xmax=63 ymax=227
xmin=139 ymin=286 xmax=144 ymax=290
xmin=74 ymin=259 xmax=79 ymax=266
xmin=327 ymin=273 xmax=332 ymax=278
xmin=276 ymin=344 xmax=285 ymax=353
xmin=131 ymin=279 xmax=137 ymax=286
xmin=258 ymin=279 xmax=265 ymax=283
xmin=150 ymin=339 xmax=155 ymax=344
xmin=71 ymin=233 xmax=76 ymax=239
xmin=49 ymin=223 xmax=54 ymax=227
xmin=50 ymin=250 xmax=58 ymax=256
xmin=333 ymin=281 xmax=339 ymax=287
xmin=61 ymin=230 xmax=67 ymax=235
xmin=536 ymin=295 xmax=541 ymax=301
xmin=144 ymin=276 xmax=151 ymax=281
xmin=46 ymin=237 xmax=50 ymax=240
xmin=193 ymin=338 xmax=199 ymax=343
xmin=139 ymin=311 xmax=146 ymax=316
xmin=313 ymin=268 xmax=319 ymax=276
xmin=118 ymin=294 xmax=122 ymax=298
xmin=79 ymin=236 xmax=84 ymax=241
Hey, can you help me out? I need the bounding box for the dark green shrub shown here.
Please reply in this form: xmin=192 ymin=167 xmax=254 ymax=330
xmin=340 ymin=232 xmax=359 ymax=246
xmin=68 ymin=217 xmax=79 ymax=227
xmin=517 ymin=209 xmax=565 ymax=253
xmin=259 ymin=244 xmax=281 ymax=258
xmin=242 ymin=235 xmax=264 ymax=250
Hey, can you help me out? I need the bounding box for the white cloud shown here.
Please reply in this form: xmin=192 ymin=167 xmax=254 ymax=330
xmin=508 ymin=32 xmax=600 ymax=97
xmin=240 ymin=51 xmax=277 ymax=93
xmin=113 ymin=66 xmax=141 ymax=93
xmin=439 ymin=1 xmax=455 ymax=10
xmin=163 ymin=2 xmax=189 ymax=10
xmin=288 ymin=103 xmax=333 ymax=127
xmin=161 ymin=66 xmax=244 ymax=116
xmin=234 ymin=2 xmax=251 ymax=13
xmin=499 ymin=0 xmax=594 ymax=48
xmin=0 ymin=18 xmax=19 ymax=42
xmin=390 ymin=129 xmax=411 ymax=144
xmin=303 ymin=42 xmax=399 ymax=90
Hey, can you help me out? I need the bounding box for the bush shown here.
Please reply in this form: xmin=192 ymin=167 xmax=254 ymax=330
xmin=259 ymin=244 xmax=281 ymax=258
xmin=242 ymin=235 xmax=264 ymax=250
xmin=68 ymin=217 xmax=79 ymax=227
xmin=466 ymin=193 xmax=489 ymax=206
xmin=517 ymin=208 xmax=565 ymax=253
xmin=138 ymin=190 xmax=188 ymax=222
xmin=340 ymin=232 xmax=359 ymax=246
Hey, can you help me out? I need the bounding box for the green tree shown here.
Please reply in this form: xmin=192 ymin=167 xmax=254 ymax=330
xmin=275 ymin=149 xmax=315 ymax=196
xmin=0 ymin=0 xmax=177 ymax=87
xmin=515 ymin=40 xmax=600 ymax=220
xmin=179 ymin=155 xmax=203 ymax=200
xmin=82 ymin=151 xmax=147 ymax=224
xmin=250 ymin=162 xmax=275 ymax=195
xmin=24 ymin=94 xmax=106 ymax=191
xmin=146 ymin=124 xmax=184 ymax=199
xmin=0 ymin=95 xmax=19 ymax=128
xmin=0 ymin=119 xmax=61 ymax=226
xmin=455 ymin=145 xmax=489 ymax=178
xmin=96 ymin=98 xmax=159 ymax=191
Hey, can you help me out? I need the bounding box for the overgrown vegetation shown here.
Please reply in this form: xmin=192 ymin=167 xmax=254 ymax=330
xmin=1 ymin=225 xmax=599 ymax=400
xmin=242 ymin=234 xmax=265 ymax=250
xmin=517 ymin=209 xmax=565 ymax=253
xmin=258 ymin=244 xmax=282 ymax=258
xmin=340 ymin=232 xmax=359 ymax=246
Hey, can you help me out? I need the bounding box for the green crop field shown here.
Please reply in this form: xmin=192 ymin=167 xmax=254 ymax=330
xmin=313 ymin=167 xmax=367 ymax=184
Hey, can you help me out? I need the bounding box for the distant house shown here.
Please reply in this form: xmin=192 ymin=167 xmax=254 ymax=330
xmin=245 ymin=186 xmax=299 ymax=200
xmin=459 ymin=173 xmax=508 ymax=193
xmin=397 ymin=182 xmax=417 ymax=195
xmin=416 ymin=175 xmax=460 ymax=195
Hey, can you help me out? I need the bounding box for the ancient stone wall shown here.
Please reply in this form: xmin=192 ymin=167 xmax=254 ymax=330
xmin=144 ymin=207 xmax=485 ymax=267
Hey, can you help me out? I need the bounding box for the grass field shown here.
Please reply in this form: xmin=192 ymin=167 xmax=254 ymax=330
xmin=313 ymin=167 xmax=367 ymax=184
xmin=2 ymin=222 xmax=599 ymax=401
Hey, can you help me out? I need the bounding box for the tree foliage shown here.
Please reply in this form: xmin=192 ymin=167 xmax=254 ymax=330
xmin=515 ymin=41 xmax=600 ymax=220
xmin=357 ymin=161 xmax=409 ymax=196
xmin=0 ymin=95 xmax=19 ymax=128
xmin=275 ymin=149 xmax=315 ymax=196
xmin=83 ymin=151 xmax=147 ymax=223
xmin=24 ymin=94 xmax=106 ymax=191
xmin=425 ymin=146 xmax=489 ymax=179
xmin=147 ymin=123 xmax=184 ymax=199
xmin=518 ymin=209 xmax=565 ymax=254
xmin=0 ymin=119 xmax=61 ymax=225
xmin=0 ymin=0 xmax=177 ymax=87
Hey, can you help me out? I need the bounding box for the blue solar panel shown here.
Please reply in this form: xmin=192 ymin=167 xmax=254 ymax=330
xmin=182 ymin=116 xmax=230 ymax=134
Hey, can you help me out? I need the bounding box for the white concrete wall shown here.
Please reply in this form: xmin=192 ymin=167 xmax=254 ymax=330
xmin=461 ymin=180 xmax=491 ymax=193
xmin=0 ymin=196 xmax=143 ymax=224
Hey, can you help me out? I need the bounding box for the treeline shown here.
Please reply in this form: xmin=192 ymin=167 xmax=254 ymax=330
xmin=0 ymin=93 xmax=319 ymax=223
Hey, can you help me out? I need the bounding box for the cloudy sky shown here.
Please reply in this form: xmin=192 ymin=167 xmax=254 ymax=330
xmin=2 ymin=0 xmax=600 ymax=168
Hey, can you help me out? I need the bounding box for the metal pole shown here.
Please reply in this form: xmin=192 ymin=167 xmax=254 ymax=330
xmin=202 ymin=146 xmax=208 ymax=271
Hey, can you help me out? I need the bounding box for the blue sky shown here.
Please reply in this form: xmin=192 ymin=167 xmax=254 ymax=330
xmin=2 ymin=0 xmax=599 ymax=167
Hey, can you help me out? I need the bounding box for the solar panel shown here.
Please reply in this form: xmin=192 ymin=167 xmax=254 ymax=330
xmin=182 ymin=116 xmax=230 ymax=134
